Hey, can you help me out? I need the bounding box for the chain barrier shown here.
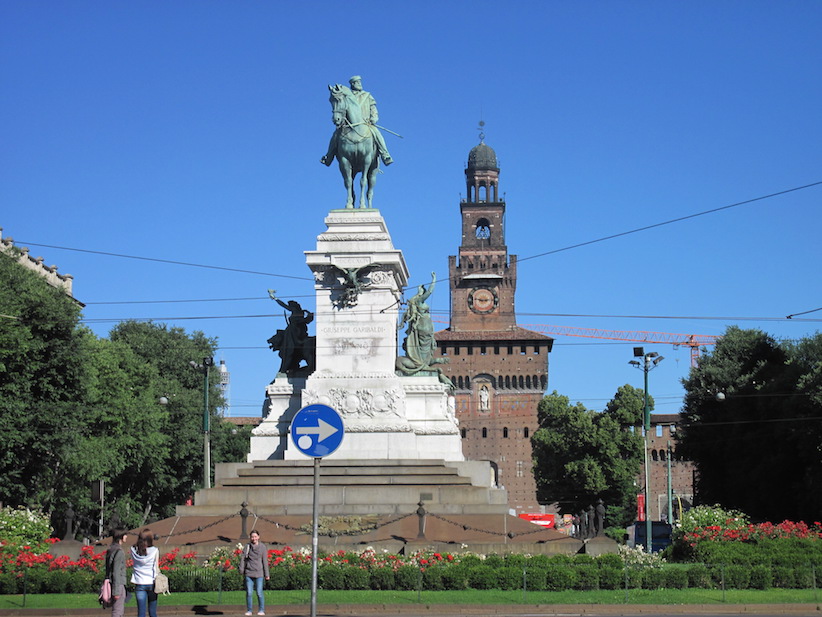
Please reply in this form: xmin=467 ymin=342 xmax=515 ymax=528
xmin=253 ymin=511 xmax=416 ymax=537
xmin=427 ymin=512 xmax=548 ymax=539
xmin=157 ymin=513 xmax=238 ymax=539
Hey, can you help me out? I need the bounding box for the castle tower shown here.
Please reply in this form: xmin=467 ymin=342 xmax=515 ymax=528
xmin=435 ymin=135 xmax=553 ymax=514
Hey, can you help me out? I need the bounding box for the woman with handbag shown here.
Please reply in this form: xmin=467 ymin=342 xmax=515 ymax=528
xmin=130 ymin=528 xmax=159 ymax=617
xmin=239 ymin=530 xmax=269 ymax=616
xmin=105 ymin=529 xmax=128 ymax=617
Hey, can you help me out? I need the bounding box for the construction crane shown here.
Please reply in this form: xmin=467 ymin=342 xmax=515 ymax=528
xmin=520 ymin=324 xmax=720 ymax=367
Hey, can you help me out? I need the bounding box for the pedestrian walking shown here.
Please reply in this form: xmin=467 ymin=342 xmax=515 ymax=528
xmin=130 ymin=528 xmax=159 ymax=617
xmin=105 ymin=529 xmax=128 ymax=617
xmin=239 ymin=530 xmax=270 ymax=616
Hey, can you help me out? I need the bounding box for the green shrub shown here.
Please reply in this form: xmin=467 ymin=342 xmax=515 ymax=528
xmin=527 ymin=554 xmax=551 ymax=568
xmin=505 ymin=554 xmax=527 ymax=567
xmin=773 ymin=566 xmax=796 ymax=588
xmin=623 ymin=566 xmax=643 ymax=589
xmin=394 ymin=565 xmax=420 ymax=590
xmin=497 ymin=567 xmax=523 ymax=590
xmin=167 ymin=566 xmax=197 ymax=592
xmin=287 ymin=564 xmax=312 ymax=590
xmin=43 ymin=569 xmax=72 ymax=593
xmin=574 ymin=564 xmax=599 ymax=590
xmin=0 ymin=572 xmax=19 ymax=594
xmin=596 ymin=553 xmax=623 ymax=569
xmin=661 ymin=566 xmax=688 ymax=589
xmin=548 ymin=554 xmax=572 ymax=565
xmin=369 ymin=567 xmax=394 ymax=590
xmin=422 ymin=566 xmax=444 ymax=591
xmin=544 ymin=564 xmax=577 ymax=591
xmin=794 ymin=566 xmax=817 ymax=589
xmin=686 ymin=564 xmax=712 ymax=588
xmin=597 ymin=567 xmax=622 ymax=590
xmin=66 ymin=570 xmax=94 ymax=593
xmin=524 ymin=567 xmax=547 ymax=591
xmin=749 ymin=565 xmax=773 ymax=590
xmin=467 ymin=565 xmax=497 ymax=590
xmin=269 ymin=566 xmax=289 ymax=590
xmin=319 ymin=565 xmax=346 ymax=590
xmin=724 ymin=565 xmax=751 ymax=589
xmin=222 ymin=568 xmax=243 ymax=591
xmin=459 ymin=554 xmax=483 ymax=567
xmin=641 ymin=567 xmax=665 ymax=590
xmin=343 ymin=565 xmax=370 ymax=590
xmin=484 ymin=554 xmax=504 ymax=568
xmin=572 ymin=553 xmax=595 ymax=565
xmin=440 ymin=565 xmax=469 ymax=590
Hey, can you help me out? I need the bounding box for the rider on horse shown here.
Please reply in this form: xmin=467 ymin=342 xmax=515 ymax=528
xmin=321 ymin=75 xmax=393 ymax=167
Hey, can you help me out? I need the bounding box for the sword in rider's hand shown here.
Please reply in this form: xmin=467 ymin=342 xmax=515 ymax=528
xmin=374 ymin=124 xmax=403 ymax=138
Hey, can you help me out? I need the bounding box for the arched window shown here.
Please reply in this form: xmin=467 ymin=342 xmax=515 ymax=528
xmin=461 ymin=428 xmax=466 ymax=438
xmin=540 ymin=375 xmax=548 ymax=389
xmin=523 ymin=427 xmax=530 ymax=438
xmin=475 ymin=218 xmax=491 ymax=239
xmin=482 ymin=427 xmax=488 ymax=438
xmin=525 ymin=375 xmax=532 ymax=389
xmin=660 ymin=449 xmax=667 ymax=462
xmin=652 ymin=450 xmax=659 ymax=461
xmin=503 ymin=427 xmax=509 ymax=438
xmin=505 ymin=376 xmax=511 ymax=389
xmin=519 ymin=376 xmax=524 ymax=389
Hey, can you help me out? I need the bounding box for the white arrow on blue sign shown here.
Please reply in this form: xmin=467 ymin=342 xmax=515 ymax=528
xmin=290 ymin=404 xmax=345 ymax=458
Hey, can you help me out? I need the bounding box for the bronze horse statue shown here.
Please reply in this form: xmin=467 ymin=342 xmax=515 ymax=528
xmin=327 ymin=84 xmax=380 ymax=209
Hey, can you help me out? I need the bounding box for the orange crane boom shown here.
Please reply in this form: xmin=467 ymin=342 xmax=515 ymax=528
xmin=520 ymin=324 xmax=720 ymax=367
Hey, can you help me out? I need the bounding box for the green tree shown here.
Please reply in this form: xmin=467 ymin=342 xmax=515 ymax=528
xmin=679 ymin=326 xmax=822 ymax=522
xmin=531 ymin=387 xmax=645 ymax=528
xmin=0 ymin=252 xmax=86 ymax=512
xmin=108 ymin=321 xmax=224 ymax=520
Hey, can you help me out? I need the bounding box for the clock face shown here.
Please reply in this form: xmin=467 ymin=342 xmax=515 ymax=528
xmin=468 ymin=287 xmax=498 ymax=314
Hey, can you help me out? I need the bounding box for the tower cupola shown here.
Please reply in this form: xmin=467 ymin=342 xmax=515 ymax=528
xmin=465 ymin=122 xmax=500 ymax=203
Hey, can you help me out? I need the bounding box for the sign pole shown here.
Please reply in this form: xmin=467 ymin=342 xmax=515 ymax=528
xmin=289 ymin=404 xmax=344 ymax=617
xmin=311 ymin=457 xmax=320 ymax=617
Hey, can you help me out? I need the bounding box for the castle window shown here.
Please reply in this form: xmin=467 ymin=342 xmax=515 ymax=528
xmin=494 ymin=345 xmax=500 ymax=355
xmin=461 ymin=428 xmax=466 ymax=438
xmin=440 ymin=344 xmax=448 ymax=356
xmin=503 ymin=427 xmax=509 ymax=438
xmin=480 ymin=345 xmax=487 ymax=355
xmin=467 ymin=345 xmax=473 ymax=356
xmin=475 ymin=218 xmax=491 ymax=239
xmin=482 ymin=427 xmax=488 ymax=438
xmin=516 ymin=461 xmax=524 ymax=477
xmin=523 ymin=427 xmax=530 ymax=438
xmin=656 ymin=425 xmax=663 ymax=437
xmin=652 ymin=450 xmax=659 ymax=461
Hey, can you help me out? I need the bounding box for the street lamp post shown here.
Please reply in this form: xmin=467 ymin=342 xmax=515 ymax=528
xmin=629 ymin=347 xmax=664 ymax=553
xmin=190 ymin=357 xmax=214 ymax=489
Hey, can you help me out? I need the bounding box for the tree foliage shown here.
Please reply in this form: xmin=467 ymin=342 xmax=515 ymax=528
xmin=531 ymin=386 xmax=646 ymax=528
xmin=0 ymin=253 xmax=250 ymax=535
xmin=679 ymin=326 xmax=822 ymax=522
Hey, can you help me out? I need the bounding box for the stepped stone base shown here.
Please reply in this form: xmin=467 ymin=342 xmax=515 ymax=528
xmin=179 ymin=458 xmax=508 ymax=517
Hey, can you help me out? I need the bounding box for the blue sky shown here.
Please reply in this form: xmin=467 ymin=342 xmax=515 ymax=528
xmin=2 ymin=1 xmax=820 ymax=418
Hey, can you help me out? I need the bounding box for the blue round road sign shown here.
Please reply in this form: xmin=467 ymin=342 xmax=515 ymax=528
xmin=290 ymin=404 xmax=345 ymax=458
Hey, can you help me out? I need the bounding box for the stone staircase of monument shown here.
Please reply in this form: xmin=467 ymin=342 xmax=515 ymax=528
xmin=176 ymin=459 xmax=510 ymax=517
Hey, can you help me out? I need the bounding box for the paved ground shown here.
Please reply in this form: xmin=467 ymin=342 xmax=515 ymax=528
xmin=0 ymin=604 xmax=820 ymax=617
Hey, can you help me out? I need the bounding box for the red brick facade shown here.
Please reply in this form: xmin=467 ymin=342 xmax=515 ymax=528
xmin=434 ymin=141 xmax=552 ymax=515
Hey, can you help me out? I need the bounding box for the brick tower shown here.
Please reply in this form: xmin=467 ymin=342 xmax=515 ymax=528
xmin=435 ymin=136 xmax=553 ymax=514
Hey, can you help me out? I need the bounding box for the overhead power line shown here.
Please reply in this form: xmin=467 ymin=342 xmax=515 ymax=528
xmin=13 ymin=241 xmax=314 ymax=282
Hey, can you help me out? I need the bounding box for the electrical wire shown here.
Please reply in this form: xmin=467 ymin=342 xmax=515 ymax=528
xmin=12 ymin=241 xmax=314 ymax=281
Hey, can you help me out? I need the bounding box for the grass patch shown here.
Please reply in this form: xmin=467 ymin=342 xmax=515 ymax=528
xmin=0 ymin=588 xmax=820 ymax=610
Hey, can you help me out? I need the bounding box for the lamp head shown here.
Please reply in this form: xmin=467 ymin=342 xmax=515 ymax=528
xmin=633 ymin=347 xmax=645 ymax=357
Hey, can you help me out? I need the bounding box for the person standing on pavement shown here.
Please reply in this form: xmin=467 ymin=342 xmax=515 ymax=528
xmin=239 ymin=530 xmax=270 ymax=616
xmin=130 ymin=528 xmax=159 ymax=617
xmin=105 ymin=529 xmax=128 ymax=617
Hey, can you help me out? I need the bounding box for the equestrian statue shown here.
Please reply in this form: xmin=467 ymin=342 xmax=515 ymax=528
xmin=321 ymin=75 xmax=395 ymax=209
